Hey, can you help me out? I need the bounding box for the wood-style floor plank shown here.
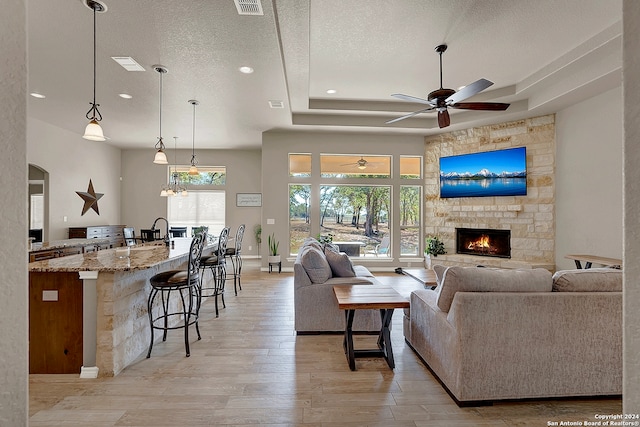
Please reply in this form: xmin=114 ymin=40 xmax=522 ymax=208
xmin=29 ymin=259 xmax=621 ymax=426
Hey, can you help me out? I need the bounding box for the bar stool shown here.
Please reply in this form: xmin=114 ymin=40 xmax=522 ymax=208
xmin=225 ymin=224 xmax=245 ymax=296
xmin=146 ymin=232 xmax=206 ymax=358
xmin=199 ymin=227 xmax=230 ymax=317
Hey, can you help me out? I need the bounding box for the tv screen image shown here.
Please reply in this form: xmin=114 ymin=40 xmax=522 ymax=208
xmin=439 ymin=147 xmax=527 ymax=198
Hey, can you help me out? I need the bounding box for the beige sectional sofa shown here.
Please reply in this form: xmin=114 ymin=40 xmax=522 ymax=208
xmin=404 ymin=265 xmax=622 ymax=405
xmin=294 ymin=238 xmax=382 ymax=333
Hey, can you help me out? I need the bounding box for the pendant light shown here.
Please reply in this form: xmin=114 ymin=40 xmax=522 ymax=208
xmin=188 ymin=100 xmax=199 ymax=175
xmin=82 ymin=0 xmax=107 ymax=141
xmin=153 ymin=65 xmax=169 ymax=164
xmin=160 ymin=137 xmax=188 ymax=197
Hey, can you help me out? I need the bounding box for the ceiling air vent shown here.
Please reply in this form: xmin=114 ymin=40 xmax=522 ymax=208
xmin=111 ymin=57 xmax=145 ymax=71
xmin=234 ymin=0 xmax=263 ymax=16
xmin=269 ymin=100 xmax=284 ymax=109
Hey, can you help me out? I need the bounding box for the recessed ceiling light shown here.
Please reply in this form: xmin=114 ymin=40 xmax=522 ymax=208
xmin=118 ymin=93 xmax=133 ymax=99
xmin=326 ymin=89 xmax=337 ymax=94
xmin=239 ymin=66 xmax=254 ymax=74
xmin=30 ymin=92 xmax=46 ymax=99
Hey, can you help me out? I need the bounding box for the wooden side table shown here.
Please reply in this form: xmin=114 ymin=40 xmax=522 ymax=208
xmin=333 ymin=285 xmax=409 ymax=370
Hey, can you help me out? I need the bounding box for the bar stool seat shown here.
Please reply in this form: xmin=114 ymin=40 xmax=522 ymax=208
xmin=199 ymin=228 xmax=230 ymax=318
xmin=224 ymin=224 xmax=245 ymax=296
xmin=146 ymin=232 xmax=206 ymax=358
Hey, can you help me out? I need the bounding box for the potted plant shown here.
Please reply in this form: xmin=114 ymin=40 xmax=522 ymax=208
xmin=268 ymin=233 xmax=280 ymax=264
xmin=425 ymin=235 xmax=446 ymax=269
xmin=254 ymin=224 xmax=262 ymax=255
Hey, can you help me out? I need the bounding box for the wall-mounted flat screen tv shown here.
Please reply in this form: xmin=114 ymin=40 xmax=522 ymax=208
xmin=439 ymin=147 xmax=527 ymax=198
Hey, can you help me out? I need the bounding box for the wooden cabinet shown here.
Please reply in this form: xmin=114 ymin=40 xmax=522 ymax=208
xmin=29 ymin=272 xmax=83 ymax=374
xmin=68 ymin=225 xmax=125 ymax=248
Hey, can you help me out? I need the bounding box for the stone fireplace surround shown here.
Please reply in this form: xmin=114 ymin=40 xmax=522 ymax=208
xmin=424 ymin=114 xmax=556 ymax=271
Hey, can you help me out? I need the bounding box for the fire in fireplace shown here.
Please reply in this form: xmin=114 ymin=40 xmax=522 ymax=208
xmin=456 ymin=228 xmax=511 ymax=258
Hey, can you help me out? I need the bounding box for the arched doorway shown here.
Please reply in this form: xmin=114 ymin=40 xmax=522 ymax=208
xmin=28 ymin=164 xmax=49 ymax=244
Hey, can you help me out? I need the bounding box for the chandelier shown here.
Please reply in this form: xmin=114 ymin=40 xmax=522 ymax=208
xmin=160 ymin=137 xmax=188 ymax=197
xmin=153 ymin=65 xmax=169 ymax=164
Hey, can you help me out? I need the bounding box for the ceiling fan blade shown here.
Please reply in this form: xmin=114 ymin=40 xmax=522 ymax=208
xmin=438 ymin=109 xmax=450 ymax=128
xmin=386 ymin=107 xmax=435 ymax=124
xmin=391 ymin=93 xmax=434 ymax=106
xmin=450 ymin=102 xmax=510 ymax=111
xmin=446 ymin=78 xmax=494 ymax=104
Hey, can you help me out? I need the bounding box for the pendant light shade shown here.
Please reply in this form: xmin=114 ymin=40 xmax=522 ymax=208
xmin=82 ymin=0 xmax=107 ymax=141
xmin=153 ymin=65 xmax=169 ymax=164
xmin=188 ymin=99 xmax=199 ymax=175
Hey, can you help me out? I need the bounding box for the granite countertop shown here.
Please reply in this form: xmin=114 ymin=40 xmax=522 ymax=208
xmin=29 ymin=238 xmax=111 ymax=253
xmin=28 ymin=238 xmax=202 ymax=273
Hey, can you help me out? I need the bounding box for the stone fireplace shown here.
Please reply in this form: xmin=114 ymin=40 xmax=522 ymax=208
xmin=423 ymin=114 xmax=556 ymax=270
xmin=456 ymin=228 xmax=511 ymax=258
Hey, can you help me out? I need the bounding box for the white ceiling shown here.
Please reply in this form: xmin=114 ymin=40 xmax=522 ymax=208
xmin=26 ymin=0 xmax=622 ymax=151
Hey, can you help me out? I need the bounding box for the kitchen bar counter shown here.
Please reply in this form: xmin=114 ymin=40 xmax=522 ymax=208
xmin=29 ymin=238 xmax=110 ymax=253
xmin=29 ymin=238 xmax=213 ymax=377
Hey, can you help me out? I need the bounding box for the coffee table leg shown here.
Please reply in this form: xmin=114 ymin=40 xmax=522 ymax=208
xmin=344 ymin=309 xmax=356 ymax=371
xmin=380 ymin=308 xmax=395 ymax=369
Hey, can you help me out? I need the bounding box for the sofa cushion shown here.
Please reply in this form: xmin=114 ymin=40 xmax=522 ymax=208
xmin=432 ymin=264 xmax=448 ymax=288
xmin=552 ymin=268 xmax=622 ymax=292
xmin=436 ymin=266 xmax=553 ymax=312
xmin=300 ymin=246 xmax=332 ymax=284
xmin=324 ymin=249 xmax=356 ymax=277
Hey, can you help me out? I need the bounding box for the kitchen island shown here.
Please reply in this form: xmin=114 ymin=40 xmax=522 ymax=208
xmin=29 ymin=238 xmax=212 ymax=377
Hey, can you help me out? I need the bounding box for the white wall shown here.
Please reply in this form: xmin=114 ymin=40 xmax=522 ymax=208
xmin=623 ymin=0 xmax=640 ymax=412
xmin=0 ymin=0 xmax=27 ymax=424
xmin=27 ymin=118 xmax=122 ymax=240
xmin=555 ymin=87 xmax=623 ymax=270
xmin=121 ymin=148 xmax=262 ymax=254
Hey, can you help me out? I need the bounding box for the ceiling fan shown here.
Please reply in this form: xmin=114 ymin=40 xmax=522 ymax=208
xmin=341 ymin=156 xmax=375 ymax=170
xmin=386 ymin=44 xmax=510 ymax=128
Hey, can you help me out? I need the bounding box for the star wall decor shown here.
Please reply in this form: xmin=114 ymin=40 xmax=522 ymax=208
xmin=76 ymin=179 xmax=104 ymax=216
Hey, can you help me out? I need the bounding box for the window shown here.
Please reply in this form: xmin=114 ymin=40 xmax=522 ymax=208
xmin=320 ymin=154 xmax=391 ymax=178
xmin=289 ymin=184 xmax=311 ymax=255
xmin=167 ymin=190 xmax=225 ymax=238
xmin=175 ymin=166 xmax=226 ymax=186
xmin=289 ymin=154 xmax=311 ymax=177
xmin=319 ymin=185 xmax=391 ymax=257
xmin=400 ymin=156 xmax=422 ymax=179
xmin=400 ymin=186 xmax=421 ymax=255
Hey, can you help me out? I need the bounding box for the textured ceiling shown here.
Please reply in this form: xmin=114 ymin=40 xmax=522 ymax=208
xmin=26 ymin=0 xmax=622 ymax=150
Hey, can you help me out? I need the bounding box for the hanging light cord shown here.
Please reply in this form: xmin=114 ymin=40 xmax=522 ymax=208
xmin=155 ymin=70 xmax=165 ymax=150
xmin=191 ymin=102 xmax=198 ymax=166
xmin=85 ymin=4 xmax=102 ymax=122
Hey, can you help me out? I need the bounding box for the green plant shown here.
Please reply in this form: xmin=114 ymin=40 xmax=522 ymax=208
xmin=268 ymin=233 xmax=279 ymax=256
xmin=254 ymin=224 xmax=262 ymax=255
xmin=425 ymin=235 xmax=446 ymax=257
xmin=316 ymin=233 xmax=333 ymax=244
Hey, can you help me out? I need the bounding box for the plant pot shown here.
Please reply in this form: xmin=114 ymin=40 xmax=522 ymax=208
xmin=268 ymin=255 xmax=281 ymax=264
xmin=424 ymin=254 xmax=432 ymax=269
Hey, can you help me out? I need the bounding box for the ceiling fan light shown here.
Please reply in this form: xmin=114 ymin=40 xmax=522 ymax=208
xmin=153 ymin=149 xmax=168 ymax=164
xmin=83 ymin=119 xmax=106 ymax=141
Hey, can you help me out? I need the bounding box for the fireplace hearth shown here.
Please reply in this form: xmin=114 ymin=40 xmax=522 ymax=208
xmin=456 ymin=228 xmax=511 ymax=258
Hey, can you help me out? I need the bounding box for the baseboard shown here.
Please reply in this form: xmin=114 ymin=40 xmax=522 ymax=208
xmin=79 ymin=366 xmax=99 ymax=379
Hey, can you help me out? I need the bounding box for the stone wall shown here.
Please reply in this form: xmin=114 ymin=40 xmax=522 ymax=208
xmin=424 ymin=114 xmax=556 ymax=270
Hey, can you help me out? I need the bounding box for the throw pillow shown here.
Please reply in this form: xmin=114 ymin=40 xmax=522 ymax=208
xmin=436 ymin=266 xmax=553 ymax=312
xmin=552 ymin=268 xmax=622 ymax=292
xmin=325 ymin=249 xmax=356 ymax=277
xmin=300 ymin=246 xmax=332 ymax=284
xmin=432 ymin=264 xmax=448 ymax=288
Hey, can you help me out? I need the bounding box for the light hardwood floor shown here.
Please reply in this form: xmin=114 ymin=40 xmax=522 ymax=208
xmin=29 ymin=260 xmax=621 ymax=426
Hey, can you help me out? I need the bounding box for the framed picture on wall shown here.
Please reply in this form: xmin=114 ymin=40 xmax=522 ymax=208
xmin=236 ymin=193 xmax=262 ymax=207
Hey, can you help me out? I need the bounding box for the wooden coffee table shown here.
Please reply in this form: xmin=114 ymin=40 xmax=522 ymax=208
xmin=333 ymin=285 xmax=409 ymax=370
xmin=399 ymin=268 xmax=437 ymax=288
